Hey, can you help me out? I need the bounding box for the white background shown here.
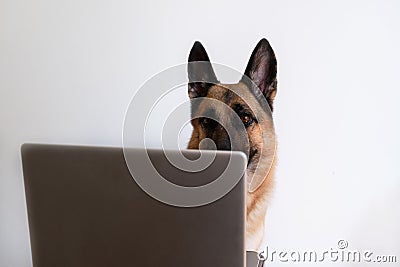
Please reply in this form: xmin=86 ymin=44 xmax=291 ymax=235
xmin=1 ymin=0 xmax=400 ymax=266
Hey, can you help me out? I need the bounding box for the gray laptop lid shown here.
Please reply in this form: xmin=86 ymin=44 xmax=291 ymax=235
xmin=21 ymin=144 xmax=247 ymax=267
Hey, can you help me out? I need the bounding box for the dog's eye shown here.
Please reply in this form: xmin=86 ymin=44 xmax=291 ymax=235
xmin=240 ymin=114 xmax=253 ymax=127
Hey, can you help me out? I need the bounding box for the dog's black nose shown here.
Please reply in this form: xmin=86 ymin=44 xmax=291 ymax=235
xmin=215 ymin=136 xmax=231 ymax=151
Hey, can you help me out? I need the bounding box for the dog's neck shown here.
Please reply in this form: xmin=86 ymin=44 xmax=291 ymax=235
xmin=245 ymin=158 xmax=276 ymax=251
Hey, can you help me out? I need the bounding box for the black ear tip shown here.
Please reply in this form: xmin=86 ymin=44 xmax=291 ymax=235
xmin=189 ymin=41 xmax=210 ymax=62
xmin=257 ymin=38 xmax=271 ymax=50
xmin=191 ymin=41 xmax=205 ymax=52
xmin=193 ymin=40 xmax=203 ymax=47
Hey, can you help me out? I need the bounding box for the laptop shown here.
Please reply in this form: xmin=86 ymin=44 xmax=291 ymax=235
xmin=21 ymin=144 xmax=248 ymax=267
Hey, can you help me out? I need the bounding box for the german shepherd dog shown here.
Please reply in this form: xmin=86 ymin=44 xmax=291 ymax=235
xmin=186 ymin=39 xmax=277 ymax=251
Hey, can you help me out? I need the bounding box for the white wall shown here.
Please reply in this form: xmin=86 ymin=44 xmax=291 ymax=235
xmin=1 ymin=0 xmax=399 ymax=266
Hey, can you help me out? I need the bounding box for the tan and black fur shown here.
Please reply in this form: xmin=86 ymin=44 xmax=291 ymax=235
xmin=186 ymin=39 xmax=277 ymax=250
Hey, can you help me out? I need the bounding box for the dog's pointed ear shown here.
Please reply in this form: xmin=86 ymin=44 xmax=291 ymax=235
xmin=188 ymin=41 xmax=218 ymax=99
xmin=242 ymin=38 xmax=277 ymax=111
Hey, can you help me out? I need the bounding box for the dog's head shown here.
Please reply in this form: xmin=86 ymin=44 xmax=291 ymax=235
xmin=187 ymin=39 xmax=277 ymax=178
